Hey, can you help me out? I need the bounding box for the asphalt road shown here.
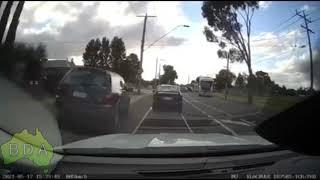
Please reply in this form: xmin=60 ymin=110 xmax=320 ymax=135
xmin=127 ymin=92 xmax=269 ymax=136
xmin=58 ymin=91 xmax=273 ymax=144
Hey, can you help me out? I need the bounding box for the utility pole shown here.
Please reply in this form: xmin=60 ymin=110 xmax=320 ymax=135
xmin=137 ymin=13 xmax=156 ymax=94
xmin=296 ymin=9 xmax=315 ymax=92
xmin=224 ymin=53 xmax=230 ymax=100
xmin=158 ymin=62 xmax=161 ymax=81
xmin=154 ymin=57 xmax=158 ymax=87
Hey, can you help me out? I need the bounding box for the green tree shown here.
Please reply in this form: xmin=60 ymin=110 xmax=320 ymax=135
xmin=159 ymin=65 xmax=178 ymax=84
xmin=98 ymin=37 xmax=110 ymax=69
xmin=214 ymin=69 xmax=236 ymax=90
xmin=235 ymin=73 xmax=246 ymax=88
xmin=255 ymin=70 xmax=272 ymax=95
xmin=110 ymin=36 xmax=126 ymax=73
xmin=83 ymin=39 xmax=101 ymax=67
xmin=0 ymin=1 xmax=13 ymax=43
xmin=202 ymin=1 xmax=259 ymax=104
xmin=125 ymin=53 xmax=140 ymax=83
xmin=5 ymin=1 xmax=25 ymax=47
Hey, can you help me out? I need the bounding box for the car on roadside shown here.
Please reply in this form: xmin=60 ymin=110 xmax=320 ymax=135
xmin=55 ymin=66 xmax=130 ymax=133
xmin=152 ymin=84 xmax=182 ymax=113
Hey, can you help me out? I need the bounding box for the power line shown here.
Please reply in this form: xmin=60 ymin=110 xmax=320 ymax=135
xmin=270 ymin=14 xmax=297 ymax=33
xmin=252 ymin=49 xmax=293 ymax=65
xmin=252 ymin=33 xmax=293 ymax=42
xmin=274 ymin=17 xmax=302 ymax=34
xmin=311 ymin=17 xmax=320 ymax=22
xmin=252 ymin=13 xmax=302 ymax=43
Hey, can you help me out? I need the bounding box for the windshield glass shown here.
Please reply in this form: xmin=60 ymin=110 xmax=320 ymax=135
xmin=200 ymin=81 xmax=213 ymax=90
xmin=157 ymin=85 xmax=179 ymax=92
xmin=62 ymin=69 xmax=109 ymax=87
xmin=0 ymin=1 xmax=319 ymax=174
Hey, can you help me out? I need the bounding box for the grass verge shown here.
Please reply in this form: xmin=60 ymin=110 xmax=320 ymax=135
xmin=215 ymin=92 xmax=303 ymax=112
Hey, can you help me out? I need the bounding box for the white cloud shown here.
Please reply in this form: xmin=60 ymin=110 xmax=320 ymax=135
xmin=94 ymin=2 xmax=139 ymax=27
xmin=259 ymin=1 xmax=272 ymax=10
xmin=10 ymin=1 xmax=316 ymax=89
xmin=15 ymin=1 xmax=187 ymax=60
xmin=300 ymin=4 xmax=310 ymax=11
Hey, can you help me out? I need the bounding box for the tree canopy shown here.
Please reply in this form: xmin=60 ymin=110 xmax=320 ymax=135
xmin=159 ymin=65 xmax=178 ymax=85
xmin=214 ymin=69 xmax=236 ymax=90
xmin=82 ymin=36 xmax=140 ymax=84
xmin=202 ymin=1 xmax=259 ymax=104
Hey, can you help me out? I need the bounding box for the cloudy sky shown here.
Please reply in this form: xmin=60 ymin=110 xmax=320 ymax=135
xmin=1 ymin=1 xmax=320 ymax=89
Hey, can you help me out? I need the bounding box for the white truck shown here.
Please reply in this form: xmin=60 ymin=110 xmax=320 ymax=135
xmin=197 ymin=76 xmax=214 ymax=97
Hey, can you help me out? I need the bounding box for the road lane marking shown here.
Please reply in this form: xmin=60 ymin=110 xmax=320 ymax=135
xmin=183 ymin=98 xmax=238 ymax=136
xmin=219 ymin=119 xmax=252 ymax=126
xmin=208 ymin=115 xmax=238 ymax=136
xmin=183 ymin=95 xmax=233 ymax=117
xmin=132 ymin=106 xmax=152 ymax=134
xmin=186 ymin=93 xmax=266 ymax=120
xmin=240 ymin=118 xmax=256 ymax=126
xmin=180 ymin=113 xmax=194 ymax=133
xmin=231 ymin=111 xmax=262 ymax=118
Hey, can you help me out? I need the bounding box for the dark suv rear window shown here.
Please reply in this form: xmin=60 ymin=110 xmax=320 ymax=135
xmin=62 ymin=68 xmax=111 ymax=90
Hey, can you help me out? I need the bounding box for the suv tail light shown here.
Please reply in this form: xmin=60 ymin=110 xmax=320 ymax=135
xmin=102 ymin=94 xmax=119 ymax=105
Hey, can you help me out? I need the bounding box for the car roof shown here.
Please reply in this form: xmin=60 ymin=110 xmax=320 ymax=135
xmin=72 ymin=66 xmax=123 ymax=79
xmin=157 ymin=84 xmax=180 ymax=92
xmin=199 ymin=76 xmax=214 ymax=81
xmin=42 ymin=60 xmax=74 ymax=68
xmin=158 ymin=84 xmax=178 ymax=87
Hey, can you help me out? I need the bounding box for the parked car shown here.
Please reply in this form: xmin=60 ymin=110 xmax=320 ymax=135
xmin=55 ymin=67 xmax=130 ymax=133
xmin=152 ymin=84 xmax=182 ymax=113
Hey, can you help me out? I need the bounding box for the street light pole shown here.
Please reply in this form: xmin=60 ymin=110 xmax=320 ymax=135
xmin=154 ymin=57 xmax=158 ymax=88
xmin=136 ymin=13 xmax=156 ymax=95
xmin=225 ymin=53 xmax=230 ymax=100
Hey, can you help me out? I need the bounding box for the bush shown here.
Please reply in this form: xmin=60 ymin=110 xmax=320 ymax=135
xmin=0 ymin=43 xmax=47 ymax=83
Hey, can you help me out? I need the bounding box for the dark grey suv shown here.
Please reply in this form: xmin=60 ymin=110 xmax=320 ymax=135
xmin=55 ymin=67 xmax=130 ymax=133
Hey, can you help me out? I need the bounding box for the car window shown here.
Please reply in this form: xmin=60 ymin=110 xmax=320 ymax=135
xmin=62 ymin=69 xmax=110 ymax=88
xmin=157 ymin=85 xmax=179 ymax=92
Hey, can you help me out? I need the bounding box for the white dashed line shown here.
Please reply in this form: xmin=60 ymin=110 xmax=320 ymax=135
xmin=240 ymin=118 xmax=256 ymax=126
xmin=208 ymin=115 xmax=238 ymax=136
xmin=219 ymin=119 xmax=252 ymax=126
xmin=132 ymin=106 xmax=152 ymax=134
xmin=185 ymin=95 xmax=233 ymax=117
xmin=180 ymin=113 xmax=194 ymax=133
xmin=183 ymin=97 xmax=238 ymax=137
